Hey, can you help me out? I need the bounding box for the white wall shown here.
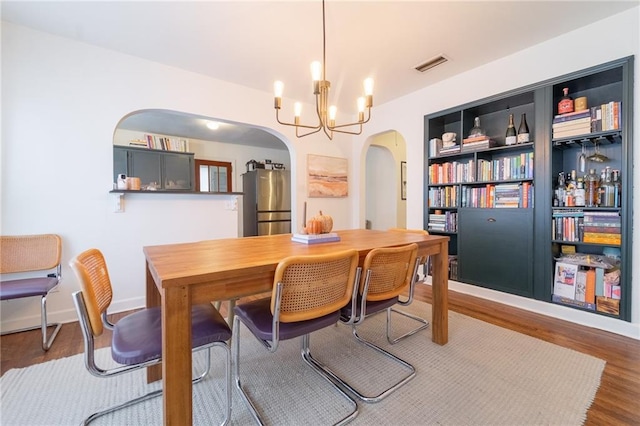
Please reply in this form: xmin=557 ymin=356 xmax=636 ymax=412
xmin=0 ymin=22 xmax=355 ymax=330
xmin=351 ymin=7 xmax=640 ymax=339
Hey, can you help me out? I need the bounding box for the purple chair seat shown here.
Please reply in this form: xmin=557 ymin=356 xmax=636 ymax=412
xmin=340 ymin=295 xmax=398 ymax=319
xmin=234 ymin=297 xmax=340 ymax=341
xmin=0 ymin=277 xmax=59 ymax=301
xmin=112 ymin=304 xmax=231 ymax=365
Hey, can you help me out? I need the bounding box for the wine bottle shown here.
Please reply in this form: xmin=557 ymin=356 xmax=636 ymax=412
xmin=505 ymin=114 xmax=517 ymax=146
xmin=517 ymin=113 xmax=529 ymax=143
xmin=558 ymin=87 xmax=574 ymax=115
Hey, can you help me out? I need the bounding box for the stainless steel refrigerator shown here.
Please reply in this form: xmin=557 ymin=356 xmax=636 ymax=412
xmin=242 ymin=170 xmax=291 ymax=236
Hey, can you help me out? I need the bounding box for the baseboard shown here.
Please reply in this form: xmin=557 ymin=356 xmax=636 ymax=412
xmin=422 ymin=276 xmax=640 ymax=340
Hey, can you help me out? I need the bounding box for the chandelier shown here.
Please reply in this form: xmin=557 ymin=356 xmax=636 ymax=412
xmin=273 ymin=0 xmax=373 ymax=140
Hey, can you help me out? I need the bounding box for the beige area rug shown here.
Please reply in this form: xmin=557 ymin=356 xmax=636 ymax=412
xmin=1 ymin=300 xmax=605 ymax=425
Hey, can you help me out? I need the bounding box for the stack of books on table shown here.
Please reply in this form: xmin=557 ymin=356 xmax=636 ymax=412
xmin=461 ymin=136 xmax=497 ymax=152
xmin=291 ymin=232 xmax=341 ymax=244
xmin=552 ymin=110 xmax=591 ymax=139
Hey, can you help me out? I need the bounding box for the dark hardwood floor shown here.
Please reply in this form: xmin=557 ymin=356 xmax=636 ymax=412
xmin=1 ymin=285 xmax=638 ymax=425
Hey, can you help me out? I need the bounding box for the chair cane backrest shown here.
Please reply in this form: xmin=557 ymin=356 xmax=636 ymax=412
xmin=271 ymin=249 xmax=359 ymax=323
xmin=360 ymin=243 xmax=418 ymax=302
xmin=388 ymin=228 xmax=429 ymax=236
xmin=69 ymin=249 xmax=113 ymax=337
xmin=0 ymin=234 xmax=62 ymax=274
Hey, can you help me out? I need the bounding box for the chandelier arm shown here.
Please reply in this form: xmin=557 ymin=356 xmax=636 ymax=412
xmin=322 ymin=126 xmax=334 ymax=140
xmin=329 ymin=126 xmax=363 ymax=136
xmin=330 ymin=120 xmax=365 ymax=130
xmin=275 ymin=110 xmax=322 ymax=130
xmin=296 ymin=126 xmax=323 ymax=138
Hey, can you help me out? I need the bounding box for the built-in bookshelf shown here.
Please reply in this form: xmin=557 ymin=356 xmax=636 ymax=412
xmin=424 ymin=56 xmax=633 ymax=321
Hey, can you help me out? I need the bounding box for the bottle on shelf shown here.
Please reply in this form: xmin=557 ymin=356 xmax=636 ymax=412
xmin=468 ymin=116 xmax=486 ymax=138
xmin=564 ymin=169 xmax=577 ymax=207
xmin=505 ymin=114 xmax=517 ymax=146
xmin=554 ymin=172 xmax=566 ymax=207
xmin=517 ymin=113 xmax=530 ymax=143
xmin=612 ymin=169 xmax=621 ymax=208
xmin=558 ymin=87 xmax=574 ymax=114
xmin=585 ymin=168 xmax=600 ymax=207
xmin=574 ymin=178 xmax=586 ymax=207
xmin=601 ymin=167 xmax=616 ymax=207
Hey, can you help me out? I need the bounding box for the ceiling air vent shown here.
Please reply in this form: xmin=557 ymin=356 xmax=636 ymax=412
xmin=414 ymin=55 xmax=448 ymax=73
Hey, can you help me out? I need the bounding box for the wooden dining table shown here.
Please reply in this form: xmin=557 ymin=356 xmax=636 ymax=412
xmin=143 ymin=229 xmax=449 ymax=425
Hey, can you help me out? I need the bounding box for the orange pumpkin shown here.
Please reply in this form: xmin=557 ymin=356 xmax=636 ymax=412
xmin=311 ymin=211 xmax=333 ymax=233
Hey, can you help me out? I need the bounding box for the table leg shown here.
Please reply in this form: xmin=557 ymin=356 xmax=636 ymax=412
xmin=146 ymin=263 xmax=162 ymax=383
xmin=162 ymin=285 xmax=193 ymax=425
xmin=431 ymin=240 xmax=449 ymax=345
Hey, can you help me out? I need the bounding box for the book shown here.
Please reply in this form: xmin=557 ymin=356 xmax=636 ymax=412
xmin=585 ymin=268 xmax=596 ymax=304
xmin=575 ymin=269 xmax=587 ymax=302
xmin=291 ymin=232 xmax=341 ymax=244
xmin=553 ymin=127 xmax=591 ymax=139
xmin=552 ymin=117 xmax=591 ymax=129
xmin=553 ymin=262 xmax=578 ymax=299
xmin=553 ymin=109 xmax=592 ymax=122
xmin=583 ymin=233 xmax=621 ymax=245
xmin=552 ymin=294 xmax=596 ymax=311
xmin=595 ymin=267 xmax=605 ymax=296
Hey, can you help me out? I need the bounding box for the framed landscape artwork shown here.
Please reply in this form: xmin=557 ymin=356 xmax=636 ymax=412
xmin=307 ymin=154 xmax=348 ymax=197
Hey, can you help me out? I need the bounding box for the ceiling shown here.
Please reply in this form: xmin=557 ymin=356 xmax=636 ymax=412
xmin=3 ymin=1 xmax=637 ymax=148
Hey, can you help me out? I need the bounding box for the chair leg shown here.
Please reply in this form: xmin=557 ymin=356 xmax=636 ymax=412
xmin=41 ymin=294 xmax=62 ymax=351
xmin=213 ymin=300 xmax=237 ymax=326
xmin=233 ymin=316 xmax=265 ymax=425
xmin=300 ymin=334 xmax=359 ymax=425
xmin=233 ymin=317 xmax=359 ymax=426
xmin=319 ymin=324 xmax=415 ymax=403
xmin=386 ymin=307 xmax=430 ymax=345
xmin=82 ymin=344 xmax=231 ymax=426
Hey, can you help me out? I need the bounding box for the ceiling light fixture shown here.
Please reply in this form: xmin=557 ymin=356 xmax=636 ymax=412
xmin=273 ymin=0 xmax=373 ymax=140
xmin=206 ymin=121 xmax=220 ymax=130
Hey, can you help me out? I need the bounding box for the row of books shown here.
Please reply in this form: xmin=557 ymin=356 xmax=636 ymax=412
xmin=552 ymin=210 xmax=583 ymax=242
xmin=429 ymin=154 xmax=533 ymax=185
xmin=460 ymin=182 xmax=533 ymax=208
xmin=428 ymin=160 xmax=475 ymax=184
xmin=476 ymin=152 xmax=534 ymax=181
xmin=427 ymin=211 xmax=458 ymax=233
xmin=128 ymin=134 xmax=191 ymax=152
xmin=552 ymin=101 xmax=621 ymax=139
xmin=553 ymin=261 xmax=621 ymax=314
xmin=428 ymin=186 xmax=459 ymax=208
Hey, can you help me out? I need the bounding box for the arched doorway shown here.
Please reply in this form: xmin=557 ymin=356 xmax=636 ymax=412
xmin=364 ymin=130 xmax=407 ymax=230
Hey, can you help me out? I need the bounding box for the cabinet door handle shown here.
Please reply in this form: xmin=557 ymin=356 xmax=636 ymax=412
xmin=487 ymin=217 xmax=496 ymax=222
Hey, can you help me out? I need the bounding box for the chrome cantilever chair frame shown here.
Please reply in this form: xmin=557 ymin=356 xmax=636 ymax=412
xmin=233 ymin=250 xmax=361 ymax=426
xmin=330 ymin=244 xmax=424 ymax=403
xmin=70 ymin=249 xmax=231 ymax=426
xmin=0 ymin=234 xmax=63 ymax=351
